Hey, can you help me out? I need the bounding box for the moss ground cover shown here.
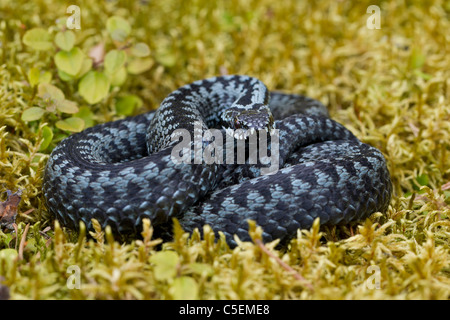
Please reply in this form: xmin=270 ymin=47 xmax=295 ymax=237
xmin=0 ymin=0 xmax=449 ymax=299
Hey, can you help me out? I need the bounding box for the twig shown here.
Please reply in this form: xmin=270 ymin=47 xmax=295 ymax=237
xmin=18 ymin=223 xmax=30 ymax=260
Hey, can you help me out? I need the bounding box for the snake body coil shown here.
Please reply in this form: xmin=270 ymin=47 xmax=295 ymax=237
xmin=43 ymin=75 xmax=392 ymax=246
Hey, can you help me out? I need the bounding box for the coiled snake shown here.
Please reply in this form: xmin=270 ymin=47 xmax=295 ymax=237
xmin=43 ymin=75 xmax=392 ymax=246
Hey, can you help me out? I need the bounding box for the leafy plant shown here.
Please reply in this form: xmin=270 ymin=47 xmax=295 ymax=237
xmin=20 ymin=15 xmax=152 ymax=150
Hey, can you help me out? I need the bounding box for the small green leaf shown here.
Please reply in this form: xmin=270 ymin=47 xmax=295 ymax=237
xmin=38 ymin=83 xmax=65 ymax=102
xmin=59 ymin=58 xmax=92 ymax=81
xmin=28 ymin=68 xmax=40 ymax=87
xmin=0 ymin=233 xmax=14 ymax=248
xmin=39 ymin=125 xmax=54 ymax=151
xmin=54 ymin=47 xmax=85 ymax=76
xmin=187 ymin=263 xmax=214 ymax=277
xmin=131 ymin=42 xmax=151 ymax=57
xmin=39 ymin=71 xmax=52 ymax=84
xmin=58 ymin=69 xmax=75 ymax=82
xmin=106 ymin=16 xmax=131 ymax=42
xmin=21 ymin=107 xmax=45 ymax=121
xmin=111 ymin=29 xmax=128 ymax=42
xmin=0 ymin=248 xmax=18 ymax=260
xmin=78 ymin=71 xmax=111 ymax=104
xmin=55 ymin=117 xmax=85 ymax=132
xmin=169 ymin=277 xmax=199 ymax=300
xmin=115 ymin=95 xmax=143 ymax=116
xmin=127 ymin=58 xmax=154 ymax=74
xmin=0 ymin=249 xmax=18 ymax=271
xmin=155 ymin=50 xmax=176 ymax=68
xmin=56 ymin=99 xmax=79 ymax=114
xmin=149 ymin=251 xmax=179 ymax=281
xmin=104 ymin=50 xmax=126 ymax=74
xmin=54 ymin=30 xmax=76 ymax=51
xmin=76 ymin=58 xmax=93 ymax=79
xmin=23 ymin=28 xmax=53 ymax=51
xmin=75 ymin=106 xmax=95 ymax=128
xmin=108 ymin=66 xmax=127 ymax=87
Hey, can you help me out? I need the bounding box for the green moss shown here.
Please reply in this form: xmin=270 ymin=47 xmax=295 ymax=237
xmin=0 ymin=0 xmax=449 ymax=299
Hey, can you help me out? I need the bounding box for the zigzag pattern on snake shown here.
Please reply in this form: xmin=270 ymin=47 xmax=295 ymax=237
xmin=43 ymin=75 xmax=392 ymax=247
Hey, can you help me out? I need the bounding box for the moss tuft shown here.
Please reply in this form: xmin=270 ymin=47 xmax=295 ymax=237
xmin=0 ymin=0 xmax=449 ymax=299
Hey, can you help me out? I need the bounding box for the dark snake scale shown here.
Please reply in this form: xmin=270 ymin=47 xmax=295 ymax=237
xmin=43 ymin=75 xmax=392 ymax=247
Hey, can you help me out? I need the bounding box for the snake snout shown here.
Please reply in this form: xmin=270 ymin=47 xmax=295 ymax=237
xmin=222 ymin=102 xmax=273 ymax=131
xmin=225 ymin=110 xmax=274 ymax=140
xmin=237 ymin=107 xmax=275 ymax=132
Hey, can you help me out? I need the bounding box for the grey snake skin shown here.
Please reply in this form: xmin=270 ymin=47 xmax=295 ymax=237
xmin=43 ymin=75 xmax=392 ymax=247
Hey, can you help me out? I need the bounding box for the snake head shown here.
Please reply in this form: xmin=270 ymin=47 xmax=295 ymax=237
xmin=222 ymin=105 xmax=274 ymax=140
